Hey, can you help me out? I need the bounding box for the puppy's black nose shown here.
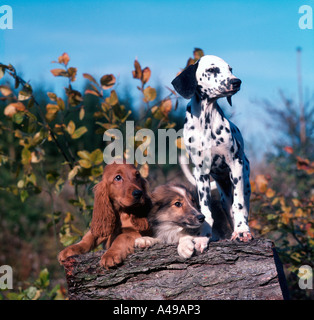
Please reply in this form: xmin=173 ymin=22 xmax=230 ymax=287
xmin=230 ymin=78 xmax=242 ymax=88
xmin=197 ymin=214 xmax=205 ymax=223
xmin=132 ymin=189 xmax=143 ymax=199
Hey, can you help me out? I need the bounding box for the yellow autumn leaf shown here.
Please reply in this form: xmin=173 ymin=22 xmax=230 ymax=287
xmin=250 ymin=180 xmax=256 ymax=193
xmin=66 ymin=120 xmax=76 ymax=135
xmin=292 ymin=198 xmax=302 ymax=207
xmin=68 ymin=165 xmax=80 ymax=180
xmin=143 ymin=86 xmax=157 ymax=102
xmin=295 ymin=208 xmax=305 ymax=218
xmin=0 ymin=85 xmax=12 ymax=96
xmin=79 ymin=159 xmax=92 ymax=169
xmin=176 ymin=137 xmax=186 ymax=150
xmin=271 ymin=197 xmax=279 ymax=206
xmin=266 ymin=188 xmax=275 ymax=198
xmin=255 ymin=174 xmax=268 ymax=193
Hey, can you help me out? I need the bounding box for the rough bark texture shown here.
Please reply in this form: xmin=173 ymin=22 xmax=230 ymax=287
xmin=62 ymin=238 xmax=289 ymax=300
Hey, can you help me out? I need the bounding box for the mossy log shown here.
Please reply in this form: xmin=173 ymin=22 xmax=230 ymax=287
xmin=62 ymin=238 xmax=289 ymax=300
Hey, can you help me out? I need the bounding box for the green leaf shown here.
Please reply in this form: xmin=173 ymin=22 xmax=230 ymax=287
xmin=36 ymin=268 xmax=50 ymax=289
xmin=18 ymin=83 xmax=33 ymax=101
xmin=91 ymin=165 xmax=103 ymax=178
xmin=20 ymin=190 xmax=29 ymax=203
xmin=25 ymin=286 xmax=38 ymax=300
xmin=90 ymin=149 xmax=103 ymax=165
xmin=46 ymin=172 xmax=59 ymax=184
xmin=71 ymin=126 xmax=88 ymax=139
xmin=21 ymin=148 xmax=31 ymax=165
xmin=79 ymin=159 xmax=92 ymax=169
xmin=12 ymin=112 xmax=24 ymax=124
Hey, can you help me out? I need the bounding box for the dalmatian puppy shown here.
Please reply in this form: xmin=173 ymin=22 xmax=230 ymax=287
xmin=172 ymin=55 xmax=252 ymax=242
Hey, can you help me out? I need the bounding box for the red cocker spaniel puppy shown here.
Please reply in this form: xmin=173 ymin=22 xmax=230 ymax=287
xmin=58 ymin=163 xmax=151 ymax=269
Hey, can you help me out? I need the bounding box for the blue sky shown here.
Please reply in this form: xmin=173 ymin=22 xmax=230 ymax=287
xmin=1 ymin=0 xmax=314 ymax=160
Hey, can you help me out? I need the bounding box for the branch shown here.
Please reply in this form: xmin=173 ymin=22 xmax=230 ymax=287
xmin=62 ymin=238 xmax=289 ymax=300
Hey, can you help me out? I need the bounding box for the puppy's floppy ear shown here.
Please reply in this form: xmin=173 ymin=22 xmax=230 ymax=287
xmin=171 ymin=61 xmax=199 ymax=99
xmin=90 ymin=179 xmax=116 ymax=239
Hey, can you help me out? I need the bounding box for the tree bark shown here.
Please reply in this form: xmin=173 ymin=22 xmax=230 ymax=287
xmin=62 ymin=238 xmax=289 ymax=300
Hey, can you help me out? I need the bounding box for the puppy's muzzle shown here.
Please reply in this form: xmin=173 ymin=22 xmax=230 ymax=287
xmin=197 ymin=214 xmax=205 ymax=223
xmin=230 ymin=78 xmax=242 ymax=91
xmin=132 ymin=189 xmax=143 ymax=200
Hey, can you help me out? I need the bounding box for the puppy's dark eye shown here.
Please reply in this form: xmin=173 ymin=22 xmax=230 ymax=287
xmin=174 ymin=201 xmax=182 ymax=208
xmin=114 ymin=175 xmax=122 ymax=181
xmin=206 ymin=67 xmax=220 ymax=74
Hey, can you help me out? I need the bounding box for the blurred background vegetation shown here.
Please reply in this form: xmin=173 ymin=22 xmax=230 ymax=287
xmin=0 ymin=49 xmax=313 ymax=300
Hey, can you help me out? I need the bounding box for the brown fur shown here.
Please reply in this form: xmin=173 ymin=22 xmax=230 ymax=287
xmin=136 ymin=183 xmax=210 ymax=258
xmin=58 ymin=163 xmax=151 ymax=269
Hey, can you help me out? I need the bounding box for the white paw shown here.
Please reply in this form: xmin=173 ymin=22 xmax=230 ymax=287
xmin=135 ymin=236 xmax=160 ymax=248
xmin=178 ymin=238 xmax=195 ymax=259
xmin=193 ymin=237 xmax=209 ymax=253
xmin=231 ymin=230 xmax=253 ymax=242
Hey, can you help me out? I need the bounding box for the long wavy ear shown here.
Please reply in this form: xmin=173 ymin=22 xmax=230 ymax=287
xmin=90 ymin=179 xmax=116 ymax=239
xmin=171 ymin=62 xmax=199 ymax=99
xmin=141 ymin=177 xmax=152 ymax=208
xmin=130 ymin=176 xmax=151 ymax=232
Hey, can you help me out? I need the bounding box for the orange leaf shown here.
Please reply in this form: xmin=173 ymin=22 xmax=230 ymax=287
xmin=176 ymin=137 xmax=186 ymax=150
xmin=4 ymin=102 xmax=25 ymax=117
xmin=305 ymin=223 xmax=314 ymax=238
xmin=50 ymin=68 xmax=67 ymax=77
xmin=132 ymin=60 xmax=142 ymax=80
xmin=296 ymin=156 xmax=314 ymax=174
xmin=250 ymin=180 xmax=256 ymax=193
xmin=142 ymin=67 xmax=151 ymax=84
xmin=266 ymin=188 xmax=275 ymax=198
xmin=284 ymin=146 xmax=293 ymax=154
xmin=58 ymin=53 xmax=70 ymax=66
xmin=255 ymin=174 xmax=268 ymax=193
xmin=160 ymin=99 xmax=172 ymax=117
xmin=100 ymin=74 xmax=116 ymax=90
xmin=67 ymin=67 xmax=77 ymax=82
xmin=83 ymin=73 xmax=98 ymax=85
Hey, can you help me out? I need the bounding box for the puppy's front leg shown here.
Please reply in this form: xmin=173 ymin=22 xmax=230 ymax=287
xmin=193 ymin=168 xmax=214 ymax=234
xmin=100 ymin=231 xmax=140 ymax=269
xmin=135 ymin=236 xmax=161 ymax=249
xmin=229 ymin=160 xmax=252 ymax=242
xmin=178 ymin=235 xmax=195 ymax=259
